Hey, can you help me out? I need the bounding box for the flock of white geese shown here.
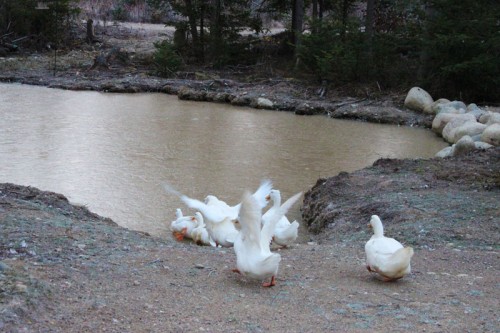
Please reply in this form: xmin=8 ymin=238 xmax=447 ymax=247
xmin=165 ymin=180 xmax=414 ymax=287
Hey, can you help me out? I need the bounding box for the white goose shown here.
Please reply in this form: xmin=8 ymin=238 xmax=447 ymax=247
xmin=262 ymin=189 xmax=300 ymax=247
xmin=170 ymin=208 xmax=197 ymax=241
xmin=164 ymin=180 xmax=273 ymax=247
xmin=232 ymin=191 xmax=302 ymax=287
xmin=365 ymin=215 xmax=414 ymax=281
xmin=190 ymin=212 xmax=217 ymax=247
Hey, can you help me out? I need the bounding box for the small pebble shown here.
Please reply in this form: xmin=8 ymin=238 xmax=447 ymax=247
xmin=15 ymin=282 xmax=28 ymax=293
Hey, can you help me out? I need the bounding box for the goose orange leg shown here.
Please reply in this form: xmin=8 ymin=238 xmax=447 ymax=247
xmin=262 ymin=275 xmax=276 ymax=287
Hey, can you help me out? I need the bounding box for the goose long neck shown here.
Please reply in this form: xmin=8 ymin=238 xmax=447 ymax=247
xmin=195 ymin=213 xmax=204 ymax=226
xmin=272 ymin=191 xmax=281 ymax=209
xmin=373 ymin=224 xmax=384 ymax=237
xmin=371 ymin=216 xmax=384 ymax=237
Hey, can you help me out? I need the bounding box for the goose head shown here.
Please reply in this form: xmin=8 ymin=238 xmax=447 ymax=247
xmin=369 ymin=215 xmax=384 ymax=237
xmin=232 ymin=218 xmax=242 ymax=231
xmin=267 ymin=189 xmax=281 ymax=206
xmin=175 ymin=208 xmax=183 ymax=219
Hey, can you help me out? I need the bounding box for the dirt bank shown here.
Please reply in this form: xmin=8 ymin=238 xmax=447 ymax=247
xmin=1 ymin=22 xmax=499 ymax=332
xmin=302 ymin=148 xmax=500 ymax=247
xmin=1 ymin=148 xmax=499 ymax=332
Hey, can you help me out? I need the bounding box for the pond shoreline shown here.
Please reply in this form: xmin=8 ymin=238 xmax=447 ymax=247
xmin=1 ymin=148 xmax=498 ymax=332
xmin=1 ymin=22 xmax=499 ymax=332
xmin=0 ymin=70 xmax=434 ymax=128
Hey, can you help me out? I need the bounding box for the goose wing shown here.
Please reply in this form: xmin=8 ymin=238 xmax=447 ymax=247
xmin=163 ymin=183 xmax=231 ymax=223
xmin=180 ymin=195 xmax=231 ymax=223
xmin=238 ymin=191 xmax=262 ymax=246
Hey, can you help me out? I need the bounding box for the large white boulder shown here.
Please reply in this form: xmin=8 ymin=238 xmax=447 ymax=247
xmin=433 ymin=100 xmax=467 ymax=115
xmin=435 ymin=136 xmax=493 ymax=158
xmin=480 ymin=123 xmax=500 ymax=146
xmin=432 ymin=113 xmax=476 ymax=136
xmin=451 ymin=121 xmax=487 ymax=143
xmin=453 ymin=135 xmax=476 ymax=156
xmin=442 ymin=117 xmax=477 ymax=143
xmin=256 ymin=97 xmax=274 ymax=109
xmin=479 ymin=112 xmax=500 ymax=125
xmin=466 ymin=103 xmax=487 ymax=120
xmin=435 ymin=146 xmax=454 ymax=158
xmin=404 ymin=87 xmax=433 ymax=113
xmin=424 ymin=98 xmax=450 ymax=114
xmin=474 ymin=141 xmax=494 ymax=150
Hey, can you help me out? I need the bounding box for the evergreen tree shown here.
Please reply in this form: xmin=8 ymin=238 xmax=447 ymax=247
xmin=422 ymin=0 xmax=500 ymax=102
xmin=0 ymin=0 xmax=79 ymax=49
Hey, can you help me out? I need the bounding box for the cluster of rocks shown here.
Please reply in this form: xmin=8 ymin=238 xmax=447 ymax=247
xmin=404 ymin=87 xmax=500 ymax=157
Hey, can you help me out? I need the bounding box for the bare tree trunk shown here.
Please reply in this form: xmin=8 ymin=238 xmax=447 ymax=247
xmin=86 ymin=19 xmax=95 ymax=44
xmin=365 ymin=0 xmax=375 ymax=57
xmin=292 ymin=0 xmax=304 ymax=65
xmin=185 ymin=0 xmax=201 ymax=60
xmin=418 ymin=3 xmax=436 ymax=82
xmin=209 ymin=0 xmax=223 ymax=62
xmin=341 ymin=0 xmax=349 ymax=38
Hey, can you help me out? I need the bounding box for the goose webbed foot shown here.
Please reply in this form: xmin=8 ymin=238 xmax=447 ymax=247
xmin=262 ymin=275 xmax=276 ymax=287
xmin=173 ymin=227 xmax=187 ymax=241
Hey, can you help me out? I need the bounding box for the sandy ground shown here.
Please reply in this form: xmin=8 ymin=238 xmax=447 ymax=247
xmin=1 ymin=21 xmax=499 ymax=333
xmin=1 ymin=149 xmax=499 ymax=332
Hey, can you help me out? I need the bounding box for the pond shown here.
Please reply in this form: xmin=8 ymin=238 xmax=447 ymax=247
xmin=0 ymin=83 xmax=448 ymax=239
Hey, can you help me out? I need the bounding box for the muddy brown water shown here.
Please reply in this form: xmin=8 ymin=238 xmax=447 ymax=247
xmin=0 ymin=83 xmax=448 ymax=240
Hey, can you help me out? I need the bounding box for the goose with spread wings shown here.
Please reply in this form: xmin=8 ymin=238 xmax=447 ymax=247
xmin=164 ymin=180 xmax=273 ymax=247
xmin=232 ymin=191 xmax=302 ymax=287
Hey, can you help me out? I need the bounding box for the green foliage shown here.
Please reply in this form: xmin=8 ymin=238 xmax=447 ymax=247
xmin=170 ymin=0 xmax=263 ymax=64
xmin=153 ymin=40 xmax=183 ymax=77
xmin=422 ymin=0 xmax=500 ymax=102
xmin=0 ymin=0 xmax=79 ymax=48
xmin=298 ymin=16 xmax=422 ymax=89
xmin=146 ymin=0 xmax=171 ymax=23
xmin=111 ymin=5 xmax=128 ymax=21
xmin=299 ymin=20 xmax=363 ymax=82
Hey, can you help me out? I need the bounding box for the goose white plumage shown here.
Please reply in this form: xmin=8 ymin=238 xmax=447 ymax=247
xmin=163 ymin=180 xmax=273 ymax=247
xmin=190 ymin=212 xmax=217 ymax=246
xmin=365 ymin=215 xmax=414 ymax=281
xmin=170 ymin=208 xmax=198 ymax=241
xmin=262 ymin=189 xmax=300 ymax=247
xmin=232 ymin=190 xmax=302 ymax=287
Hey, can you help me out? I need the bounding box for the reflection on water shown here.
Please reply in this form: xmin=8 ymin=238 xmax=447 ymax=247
xmin=0 ymin=83 xmax=448 ymax=239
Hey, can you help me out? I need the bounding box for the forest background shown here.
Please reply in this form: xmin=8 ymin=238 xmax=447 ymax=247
xmin=0 ymin=0 xmax=498 ymax=103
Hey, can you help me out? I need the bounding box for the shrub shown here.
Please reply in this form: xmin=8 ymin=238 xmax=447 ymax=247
xmin=153 ymin=40 xmax=183 ymax=77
